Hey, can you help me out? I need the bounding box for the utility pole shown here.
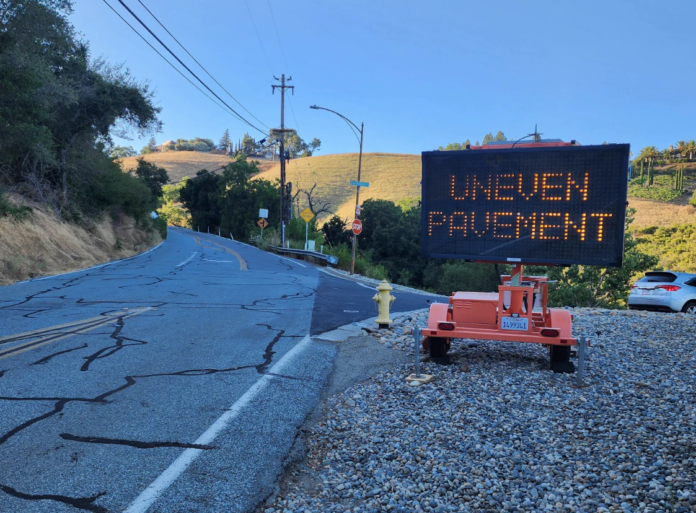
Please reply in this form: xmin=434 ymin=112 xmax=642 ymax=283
xmin=272 ymin=74 xmax=294 ymax=248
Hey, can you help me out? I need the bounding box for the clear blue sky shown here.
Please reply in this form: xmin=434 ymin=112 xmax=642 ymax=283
xmin=72 ymin=0 xmax=696 ymax=156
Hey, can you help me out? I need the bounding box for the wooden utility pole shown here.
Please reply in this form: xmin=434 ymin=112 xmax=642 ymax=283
xmin=272 ymin=74 xmax=294 ymax=247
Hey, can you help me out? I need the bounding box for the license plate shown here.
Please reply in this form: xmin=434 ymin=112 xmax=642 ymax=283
xmin=639 ymin=289 xmax=652 ymax=295
xmin=501 ymin=317 xmax=529 ymax=331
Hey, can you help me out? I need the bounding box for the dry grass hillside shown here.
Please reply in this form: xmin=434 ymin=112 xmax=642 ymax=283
xmin=0 ymin=196 xmax=161 ymax=285
xmin=255 ymin=153 xmax=421 ymax=220
xmin=629 ymin=197 xmax=696 ymax=229
xmin=119 ymin=152 xmax=233 ymax=183
xmin=122 ymin=150 xmax=696 ymax=229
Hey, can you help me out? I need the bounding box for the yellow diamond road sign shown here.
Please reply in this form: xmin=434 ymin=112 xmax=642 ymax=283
xmin=300 ymin=208 xmax=314 ymax=223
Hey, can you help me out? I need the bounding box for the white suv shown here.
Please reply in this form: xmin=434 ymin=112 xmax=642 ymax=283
xmin=628 ymin=271 xmax=696 ymax=314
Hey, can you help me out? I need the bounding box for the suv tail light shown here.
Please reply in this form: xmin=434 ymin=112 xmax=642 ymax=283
xmin=657 ymin=285 xmax=681 ymax=292
xmin=438 ymin=322 xmax=455 ymax=331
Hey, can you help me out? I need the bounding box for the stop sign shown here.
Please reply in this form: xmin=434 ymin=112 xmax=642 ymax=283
xmin=352 ymin=219 xmax=363 ymax=235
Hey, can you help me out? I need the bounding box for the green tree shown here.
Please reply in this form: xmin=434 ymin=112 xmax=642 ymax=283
xmin=111 ymin=146 xmax=137 ymax=158
xmin=141 ymin=136 xmax=156 ymax=154
xmin=638 ymin=146 xmax=660 ymax=161
xmin=0 ymin=0 xmax=161 ymax=217
xmin=482 ymin=132 xmax=494 ymax=144
xmin=219 ymin=129 xmax=231 ymax=151
xmin=218 ymin=159 xmax=280 ymax=240
xmin=273 ymin=130 xmax=321 ymax=158
xmin=493 ymin=131 xmax=507 ymax=141
xmin=322 ymin=215 xmax=350 ymax=248
xmin=676 ymin=140 xmax=687 ymax=159
xmin=685 ymin=140 xmax=696 ymax=160
xmin=157 ymin=178 xmax=190 ymax=227
xmin=438 ymin=140 xmax=471 ymax=151
xmin=133 ymin=157 xmax=169 ymax=198
xmin=241 ymin=132 xmax=257 ymax=155
xmin=179 ymin=170 xmax=223 ymax=232
xmin=546 ymin=209 xmax=658 ymax=308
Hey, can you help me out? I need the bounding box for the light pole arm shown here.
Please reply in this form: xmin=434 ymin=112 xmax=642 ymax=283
xmin=310 ymin=105 xmax=362 ymax=134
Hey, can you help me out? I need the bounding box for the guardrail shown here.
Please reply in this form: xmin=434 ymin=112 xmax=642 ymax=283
xmin=269 ymin=245 xmax=339 ymax=265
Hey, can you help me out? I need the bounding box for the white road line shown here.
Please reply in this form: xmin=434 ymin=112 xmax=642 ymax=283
xmin=277 ymin=255 xmax=306 ymax=268
xmin=123 ymin=334 xmax=314 ymax=513
xmin=175 ymin=252 xmax=198 ymax=267
xmin=201 ymin=259 xmax=236 ymax=263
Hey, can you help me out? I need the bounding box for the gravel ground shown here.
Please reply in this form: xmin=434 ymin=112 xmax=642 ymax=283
xmin=266 ymin=309 xmax=696 ymax=513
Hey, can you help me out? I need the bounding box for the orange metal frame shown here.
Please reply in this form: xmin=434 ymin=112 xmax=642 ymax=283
xmin=422 ymin=264 xmax=577 ymax=348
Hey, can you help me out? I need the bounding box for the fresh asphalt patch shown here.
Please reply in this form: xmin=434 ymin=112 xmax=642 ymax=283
xmin=309 ymin=272 xmax=441 ymax=335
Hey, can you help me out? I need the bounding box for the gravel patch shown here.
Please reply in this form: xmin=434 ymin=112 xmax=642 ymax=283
xmin=267 ymin=309 xmax=696 ymax=512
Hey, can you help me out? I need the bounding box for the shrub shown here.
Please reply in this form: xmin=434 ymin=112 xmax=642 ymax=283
xmin=366 ymin=264 xmax=388 ymax=281
xmin=0 ymin=192 xmax=33 ymax=221
xmin=422 ymin=261 xmax=501 ymax=296
xmin=152 ymin=217 xmax=167 ymax=239
xmin=690 ymin=191 xmax=696 ymax=207
xmin=328 ymin=243 xmax=352 ymax=271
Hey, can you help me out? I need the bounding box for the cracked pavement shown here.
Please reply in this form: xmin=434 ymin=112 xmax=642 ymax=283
xmin=0 ymin=227 xmax=436 ymax=512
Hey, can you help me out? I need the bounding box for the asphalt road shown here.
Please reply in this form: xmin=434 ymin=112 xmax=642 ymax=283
xmin=0 ymin=227 xmax=438 ymax=513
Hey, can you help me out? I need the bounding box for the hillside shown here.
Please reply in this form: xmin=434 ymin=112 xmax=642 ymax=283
xmin=122 ymin=151 xmax=696 ymax=229
xmin=254 ymin=153 xmax=421 ymax=221
xmin=119 ymin=152 xmax=234 ymax=183
xmin=629 ymin=197 xmax=696 ymax=229
xmin=0 ymin=195 xmax=161 ymax=285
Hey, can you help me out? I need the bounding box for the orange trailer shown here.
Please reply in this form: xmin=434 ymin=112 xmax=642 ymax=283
xmin=419 ymin=137 xmax=629 ymax=373
xmin=422 ymin=264 xmax=578 ymax=372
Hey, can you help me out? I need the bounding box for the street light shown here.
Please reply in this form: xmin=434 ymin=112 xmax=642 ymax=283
xmin=310 ymin=105 xmax=364 ymax=275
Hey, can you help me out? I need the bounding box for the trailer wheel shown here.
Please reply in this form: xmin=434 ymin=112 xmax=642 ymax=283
xmin=549 ymin=345 xmax=574 ymax=373
xmin=429 ymin=337 xmax=450 ymax=358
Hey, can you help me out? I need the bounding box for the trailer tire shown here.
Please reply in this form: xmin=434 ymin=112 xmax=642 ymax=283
xmin=429 ymin=337 xmax=449 ymax=358
xmin=549 ymin=345 xmax=574 ymax=373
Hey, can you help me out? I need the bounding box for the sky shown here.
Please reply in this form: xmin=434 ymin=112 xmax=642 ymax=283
xmin=72 ymin=0 xmax=696 ymax=157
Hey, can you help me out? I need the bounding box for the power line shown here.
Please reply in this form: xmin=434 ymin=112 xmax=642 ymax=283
xmin=101 ymin=0 xmax=237 ymax=122
xmin=114 ymin=0 xmax=268 ymax=136
xmin=244 ymin=0 xmax=274 ymax=75
xmin=135 ymin=0 xmax=271 ymax=131
xmin=266 ymin=0 xmax=290 ymax=72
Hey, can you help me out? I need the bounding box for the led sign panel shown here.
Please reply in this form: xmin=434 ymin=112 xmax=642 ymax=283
xmin=421 ymin=144 xmax=630 ymax=266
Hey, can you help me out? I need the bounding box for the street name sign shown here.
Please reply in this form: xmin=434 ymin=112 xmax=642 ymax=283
xmin=421 ymin=144 xmax=630 ymax=266
xmin=350 ymin=180 xmax=370 ymax=188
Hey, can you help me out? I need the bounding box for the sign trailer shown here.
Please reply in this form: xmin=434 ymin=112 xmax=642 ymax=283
xmin=420 ymin=142 xmax=630 ymax=372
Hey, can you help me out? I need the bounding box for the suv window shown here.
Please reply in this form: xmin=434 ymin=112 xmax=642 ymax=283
xmin=638 ymin=272 xmax=678 ymax=283
xmin=684 ymin=278 xmax=696 ymax=287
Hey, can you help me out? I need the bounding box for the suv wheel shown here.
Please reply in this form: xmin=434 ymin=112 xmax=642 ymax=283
xmin=682 ymin=301 xmax=696 ymax=314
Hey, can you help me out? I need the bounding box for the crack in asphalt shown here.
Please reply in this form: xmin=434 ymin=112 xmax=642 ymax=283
xmin=0 ymin=238 xmax=319 ymax=511
xmin=0 ymin=484 xmax=107 ymax=513
xmin=80 ymin=316 xmax=148 ymax=372
xmin=59 ymin=433 xmax=216 ymax=450
xmin=32 ymin=344 xmax=89 ymax=366
xmin=256 ymin=324 xmax=285 ymax=374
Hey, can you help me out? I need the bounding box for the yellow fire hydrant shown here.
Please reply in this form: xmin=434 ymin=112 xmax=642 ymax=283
xmin=373 ymin=280 xmax=395 ymax=328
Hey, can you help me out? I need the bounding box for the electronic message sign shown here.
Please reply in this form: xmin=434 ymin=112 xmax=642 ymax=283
xmin=421 ymin=144 xmax=630 ymax=266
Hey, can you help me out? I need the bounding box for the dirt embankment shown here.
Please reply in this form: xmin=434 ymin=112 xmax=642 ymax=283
xmin=0 ymin=198 xmax=161 ymax=286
